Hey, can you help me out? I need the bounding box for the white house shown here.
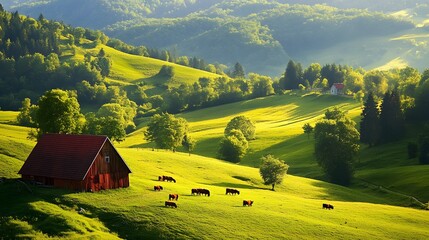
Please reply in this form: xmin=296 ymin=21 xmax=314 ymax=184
xmin=330 ymin=83 xmax=345 ymax=95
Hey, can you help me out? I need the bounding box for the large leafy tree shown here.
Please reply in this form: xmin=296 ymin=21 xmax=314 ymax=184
xmin=224 ymin=115 xmax=255 ymax=140
xmin=35 ymin=89 xmax=85 ymax=138
xmin=85 ymin=103 xmax=128 ymax=142
xmin=145 ymin=113 xmax=189 ymax=151
xmin=314 ymin=108 xmax=360 ymax=185
xmin=259 ymin=155 xmax=289 ymax=191
xmin=360 ymin=92 xmax=380 ymax=146
xmin=218 ymin=129 xmax=248 ymax=163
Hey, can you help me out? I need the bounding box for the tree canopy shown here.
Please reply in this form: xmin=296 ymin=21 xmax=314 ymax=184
xmin=259 ymin=154 xmax=289 ymax=191
xmin=314 ymin=108 xmax=360 ymax=185
xmin=218 ymin=129 xmax=248 ymax=163
xmin=224 ymin=115 xmax=255 ymax=141
xmin=34 ymin=89 xmax=85 ymax=138
xmin=144 ymin=113 xmax=189 ymax=151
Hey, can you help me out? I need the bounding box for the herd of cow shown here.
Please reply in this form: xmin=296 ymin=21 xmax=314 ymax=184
xmin=158 ymin=175 xmax=252 ymax=208
xmin=158 ymin=175 xmax=335 ymax=210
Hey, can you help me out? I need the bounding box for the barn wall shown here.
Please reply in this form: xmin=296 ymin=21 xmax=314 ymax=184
xmin=84 ymin=142 xmax=130 ymax=192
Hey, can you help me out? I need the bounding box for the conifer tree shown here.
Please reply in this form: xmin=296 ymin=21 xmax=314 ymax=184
xmin=232 ymin=62 xmax=245 ymax=79
xmin=360 ymin=92 xmax=380 ymax=146
xmin=379 ymin=89 xmax=405 ymax=143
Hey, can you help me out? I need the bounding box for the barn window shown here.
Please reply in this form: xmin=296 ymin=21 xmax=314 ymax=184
xmin=105 ymin=156 xmax=110 ymax=163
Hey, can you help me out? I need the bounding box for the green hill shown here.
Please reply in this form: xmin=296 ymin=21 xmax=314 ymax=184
xmin=7 ymin=1 xmax=429 ymax=76
xmin=0 ymin=112 xmax=428 ymax=239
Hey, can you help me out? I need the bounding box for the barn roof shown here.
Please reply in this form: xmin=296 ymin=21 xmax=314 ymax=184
xmin=332 ymin=83 xmax=345 ymax=89
xmin=18 ymin=134 xmax=131 ymax=181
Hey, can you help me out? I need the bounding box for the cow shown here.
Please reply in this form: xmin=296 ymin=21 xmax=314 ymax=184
xmin=165 ymin=201 xmax=177 ymax=208
xmin=243 ymin=200 xmax=253 ymax=207
xmin=164 ymin=176 xmax=176 ymax=183
xmin=323 ymin=203 xmax=334 ymax=210
xmin=169 ymin=194 xmax=179 ymax=201
xmin=191 ymin=188 xmax=210 ymax=196
xmin=154 ymin=185 xmax=163 ymax=191
xmin=200 ymin=189 xmax=210 ymax=197
xmin=226 ymin=188 xmax=240 ymax=195
xmin=158 ymin=176 xmax=163 ymax=181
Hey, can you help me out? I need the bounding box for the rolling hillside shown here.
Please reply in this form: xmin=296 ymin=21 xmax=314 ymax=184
xmin=6 ymin=1 xmax=429 ymax=76
xmin=0 ymin=111 xmax=428 ymax=239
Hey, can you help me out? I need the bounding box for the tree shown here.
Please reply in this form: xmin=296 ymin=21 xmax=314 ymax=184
xmin=249 ymin=73 xmax=275 ymax=97
xmin=158 ymin=65 xmax=175 ymax=79
xmin=259 ymin=155 xmax=289 ymax=191
xmin=224 ymin=115 xmax=255 ymax=140
xmin=360 ymin=92 xmax=380 ymax=146
xmin=303 ymin=63 xmax=321 ymax=87
xmin=364 ymin=71 xmax=388 ymax=98
xmin=34 ymin=89 xmax=85 ymax=138
xmin=280 ymin=60 xmax=302 ymax=90
xmin=231 ymin=62 xmax=245 ymax=79
xmin=314 ymin=108 xmax=360 ymax=185
xmin=145 ymin=113 xmax=189 ymax=151
xmin=85 ymin=103 xmax=129 ymax=142
xmin=302 ymin=123 xmax=314 ymax=139
xmin=218 ymin=129 xmax=248 ymax=163
xmin=17 ymin=98 xmax=37 ymax=127
xmin=379 ymin=89 xmax=405 ymax=143
xmin=182 ymin=134 xmax=197 ymax=156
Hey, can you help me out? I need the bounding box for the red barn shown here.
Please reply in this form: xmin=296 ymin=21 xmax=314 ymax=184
xmin=18 ymin=134 xmax=131 ymax=192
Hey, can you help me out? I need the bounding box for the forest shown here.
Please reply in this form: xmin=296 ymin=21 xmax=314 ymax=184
xmin=5 ymin=1 xmax=429 ymax=75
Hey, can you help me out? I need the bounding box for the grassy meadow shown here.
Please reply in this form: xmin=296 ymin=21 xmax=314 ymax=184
xmin=1 ymin=92 xmax=429 ymax=239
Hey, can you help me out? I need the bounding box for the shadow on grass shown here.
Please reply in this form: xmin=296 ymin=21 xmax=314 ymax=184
xmin=0 ymin=179 xmax=79 ymax=238
xmin=209 ymin=182 xmax=263 ymax=190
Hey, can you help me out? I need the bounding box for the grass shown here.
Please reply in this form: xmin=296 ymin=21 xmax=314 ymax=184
xmin=68 ymin=42 xmax=221 ymax=92
xmin=1 ymin=146 xmax=428 ymax=239
xmin=1 ymin=91 xmax=429 ymax=238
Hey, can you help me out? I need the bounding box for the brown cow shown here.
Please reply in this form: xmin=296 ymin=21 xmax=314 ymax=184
xmin=154 ymin=185 xmax=163 ymax=191
xmin=323 ymin=203 xmax=334 ymax=210
xmin=159 ymin=175 xmax=176 ymax=183
xmin=226 ymin=188 xmax=240 ymax=195
xmin=165 ymin=201 xmax=177 ymax=208
xmin=169 ymin=194 xmax=179 ymax=201
xmin=243 ymin=200 xmax=253 ymax=206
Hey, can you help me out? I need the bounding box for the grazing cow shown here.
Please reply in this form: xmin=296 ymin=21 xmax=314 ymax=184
xmin=323 ymin=203 xmax=334 ymax=210
xmin=165 ymin=201 xmax=177 ymax=208
xmin=226 ymin=188 xmax=240 ymax=195
xmin=159 ymin=175 xmax=176 ymax=183
xmin=169 ymin=194 xmax=179 ymax=201
xmin=165 ymin=176 xmax=176 ymax=183
xmin=154 ymin=185 xmax=163 ymax=191
xmin=200 ymin=189 xmax=210 ymax=197
xmin=243 ymin=200 xmax=254 ymax=207
xmin=191 ymin=188 xmax=210 ymax=196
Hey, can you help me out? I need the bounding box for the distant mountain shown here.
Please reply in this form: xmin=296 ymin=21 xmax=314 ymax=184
xmin=4 ymin=0 xmax=429 ymax=75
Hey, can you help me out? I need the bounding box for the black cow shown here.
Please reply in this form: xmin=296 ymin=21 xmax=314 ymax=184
xmin=226 ymin=188 xmax=240 ymax=195
xmin=243 ymin=200 xmax=253 ymax=206
xmin=165 ymin=201 xmax=177 ymax=208
xmin=322 ymin=203 xmax=334 ymax=210
xmin=154 ymin=185 xmax=163 ymax=191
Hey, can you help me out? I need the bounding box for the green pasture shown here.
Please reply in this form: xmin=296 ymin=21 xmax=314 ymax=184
xmin=1 ymin=146 xmax=428 ymax=239
xmin=69 ymin=42 xmax=220 ymax=91
xmin=121 ymin=93 xmax=361 ymax=176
